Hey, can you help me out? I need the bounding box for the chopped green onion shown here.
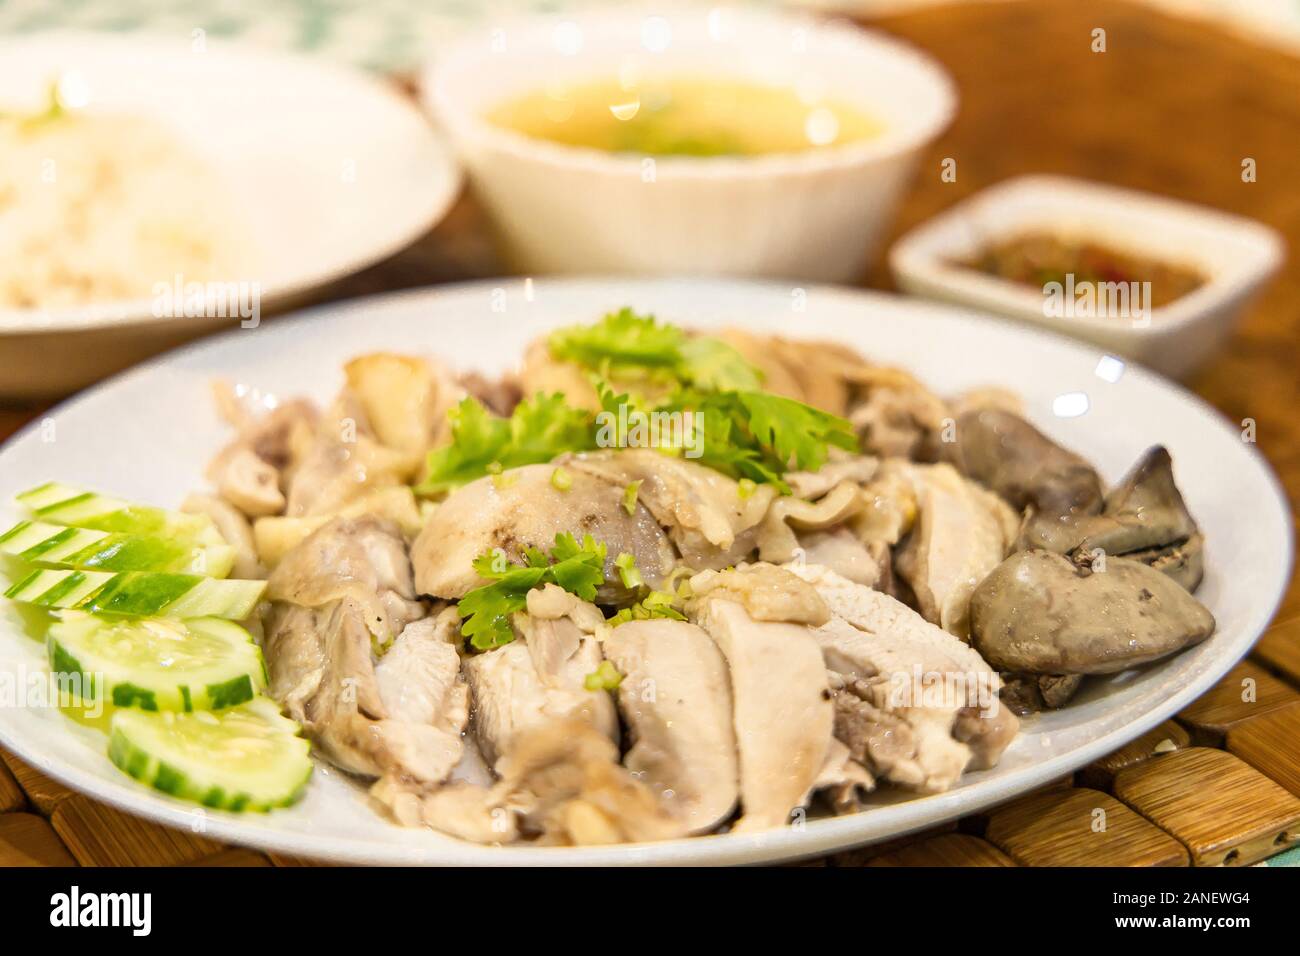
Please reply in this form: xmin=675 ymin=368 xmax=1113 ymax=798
xmin=614 ymin=552 xmax=643 ymax=590
xmin=584 ymin=660 xmax=623 ymax=692
xmin=550 ymin=466 xmax=573 ymax=492
xmin=622 ymin=480 xmax=643 ymax=516
xmin=606 ymin=590 xmax=686 ymax=626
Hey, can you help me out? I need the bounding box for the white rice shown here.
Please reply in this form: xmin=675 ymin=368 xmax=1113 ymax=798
xmin=0 ymin=110 xmax=240 ymax=310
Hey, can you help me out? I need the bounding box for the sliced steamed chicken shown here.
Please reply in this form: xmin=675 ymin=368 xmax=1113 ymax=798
xmin=411 ymin=463 xmax=676 ymax=601
xmin=604 ymin=618 xmax=739 ymax=833
xmin=686 ymin=565 xmax=864 ymax=831
xmin=786 ymin=563 xmax=1019 ymax=792
xmin=463 ymin=585 xmax=618 ymax=767
xmin=564 ymin=449 xmax=778 ymax=571
xmin=206 ymin=390 xmax=318 ymax=518
xmin=262 ymin=515 xmax=467 ymax=790
xmin=182 ymin=492 xmax=266 ymax=579
xmin=750 ymin=456 xmax=891 ymax=589
xmin=888 ymin=461 xmax=1018 ymax=639
xmin=281 ymin=352 xmax=466 ymax=518
xmin=487 ymin=719 xmax=683 ymax=846
xmin=342 ymin=352 xmax=465 ymax=459
xmin=418 ymin=587 xmax=686 ymax=845
xmin=284 ymin=390 xmax=421 ymax=518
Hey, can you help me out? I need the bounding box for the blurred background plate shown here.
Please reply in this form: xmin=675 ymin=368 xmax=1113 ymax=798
xmin=0 ymin=32 xmax=460 ymax=399
xmin=0 ymin=278 xmax=1288 ymax=865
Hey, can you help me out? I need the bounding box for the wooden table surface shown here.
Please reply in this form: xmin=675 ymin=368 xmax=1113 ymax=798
xmin=2 ymin=0 xmax=1299 ymax=866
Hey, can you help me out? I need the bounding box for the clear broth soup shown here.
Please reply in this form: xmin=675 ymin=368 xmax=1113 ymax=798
xmin=487 ymin=75 xmax=883 ymax=157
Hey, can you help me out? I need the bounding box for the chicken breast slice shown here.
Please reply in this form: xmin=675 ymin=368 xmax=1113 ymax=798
xmin=374 ymin=611 xmax=468 ymax=732
xmin=463 ymin=586 xmax=617 ymax=769
xmin=604 ymin=619 xmax=739 ymax=833
xmin=411 ymin=463 xmax=675 ymax=600
xmin=890 ymin=462 xmax=1017 ymax=639
xmin=797 ymin=528 xmax=885 ymax=588
xmin=786 ymin=563 xmax=1019 ymax=791
xmin=411 ymin=591 xmax=680 ymax=845
xmin=688 ymin=568 xmax=835 ymax=832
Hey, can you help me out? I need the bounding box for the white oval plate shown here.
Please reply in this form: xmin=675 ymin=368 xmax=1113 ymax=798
xmin=0 ymin=32 xmax=460 ymax=394
xmin=0 ymin=278 xmax=1290 ymax=866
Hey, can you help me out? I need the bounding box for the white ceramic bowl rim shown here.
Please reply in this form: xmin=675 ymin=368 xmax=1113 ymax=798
xmin=425 ymin=7 xmax=957 ymax=180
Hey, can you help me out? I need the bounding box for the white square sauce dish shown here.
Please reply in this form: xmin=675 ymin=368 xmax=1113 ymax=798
xmin=889 ymin=175 xmax=1284 ymax=378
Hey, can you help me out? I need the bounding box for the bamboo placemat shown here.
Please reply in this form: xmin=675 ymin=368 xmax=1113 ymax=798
xmin=2 ymin=0 xmax=1300 ymax=866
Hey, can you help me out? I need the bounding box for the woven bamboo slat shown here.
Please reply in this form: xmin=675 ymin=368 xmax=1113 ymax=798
xmin=50 ymin=796 xmax=224 ymax=867
xmin=985 ymin=787 xmax=1188 ymax=867
xmin=0 ymin=814 xmax=77 ymax=867
xmin=1077 ymin=720 xmax=1191 ymax=791
xmin=1113 ymin=747 xmax=1300 ymax=866
xmin=1225 ymin=702 xmax=1300 ymax=798
xmin=1176 ymin=660 xmax=1300 ymax=744
xmin=0 ymin=751 xmax=75 ymax=816
xmin=866 ymin=833 xmax=1016 ymax=867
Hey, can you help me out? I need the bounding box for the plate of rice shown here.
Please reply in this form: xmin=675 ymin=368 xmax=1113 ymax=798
xmin=0 ymin=32 xmax=460 ymax=398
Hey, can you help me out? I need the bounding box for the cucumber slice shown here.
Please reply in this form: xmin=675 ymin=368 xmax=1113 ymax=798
xmin=16 ymin=482 xmax=225 ymax=546
xmin=48 ymin=612 xmax=267 ymax=712
xmin=108 ymin=698 xmax=313 ymax=811
xmin=4 ymin=568 xmax=266 ymax=619
xmin=0 ymin=519 xmax=236 ymax=578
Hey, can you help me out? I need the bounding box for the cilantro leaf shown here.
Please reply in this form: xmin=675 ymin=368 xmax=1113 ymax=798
xmin=653 ymin=389 xmax=857 ymax=492
xmin=548 ymin=532 xmax=607 ymax=601
xmin=457 ymin=533 xmax=609 ymax=650
xmin=417 ymin=398 xmax=511 ymax=494
xmin=677 ymin=336 xmax=763 ymax=391
xmin=549 ymin=308 xmax=762 ymax=391
xmin=417 ymin=393 xmax=596 ymax=495
xmin=592 ymin=379 xmax=647 ymax=451
xmin=686 ymin=397 xmax=787 ymax=489
xmin=471 ymin=549 xmax=510 ymax=580
xmin=423 ymin=312 xmax=857 ymax=502
xmin=736 ymin=391 xmax=859 ymax=472
xmin=507 ymin=393 xmax=594 ymax=466
xmin=550 ymin=531 xmax=599 ymax=562
xmin=457 ymin=565 xmax=549 ymax=649
xmin=549 ymin=307 xmax=686 ymax=374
